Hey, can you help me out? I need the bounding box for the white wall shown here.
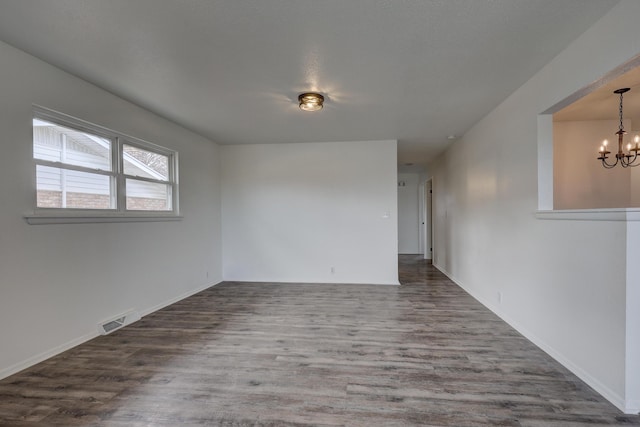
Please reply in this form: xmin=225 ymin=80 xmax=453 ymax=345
xmin=631 ymin=133 xmax=640 ymax=206
xmin=554 ymin=119 xmax=631 ymax=208
xmin=0 ymin=40 xmax=222 ymax=378
xmin=397 ymin=172 xmax=420 ymax=254
xmin=632 ymin=166 xmax=640 ymax=206
xmin=431 ymin=0 xmax=640 ymax=413
xmin=222 ymin=140 xmax=399 ymax=285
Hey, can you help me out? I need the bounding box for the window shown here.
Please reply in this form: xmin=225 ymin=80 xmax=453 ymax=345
xmin=31 ymin=108 xmax=178 ymax=221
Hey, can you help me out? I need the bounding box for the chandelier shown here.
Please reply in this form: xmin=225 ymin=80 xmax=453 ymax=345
xmin=597 ymin=88 xmax=640 ymax=168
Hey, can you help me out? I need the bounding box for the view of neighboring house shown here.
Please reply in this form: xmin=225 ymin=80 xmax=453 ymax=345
xmin=33 ymin=118 xmax=171 ymax=211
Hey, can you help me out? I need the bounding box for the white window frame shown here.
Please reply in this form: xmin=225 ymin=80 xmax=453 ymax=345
xmin=26 ymin=106 xmax=181 ymax=224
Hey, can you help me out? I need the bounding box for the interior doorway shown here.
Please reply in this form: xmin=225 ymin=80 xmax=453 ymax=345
xmin=419 ymin=179 xmax=433 ymax=260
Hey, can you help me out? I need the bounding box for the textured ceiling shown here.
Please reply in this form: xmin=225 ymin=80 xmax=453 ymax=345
xmin=0 ymin=0 xmax=620 ymax=170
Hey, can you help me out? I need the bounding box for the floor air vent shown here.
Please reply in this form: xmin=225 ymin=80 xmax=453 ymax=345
xmin=102 ymin=317 xmax=125 ymax=333
xmin=98 ymin=311 xmax=141 ymax=335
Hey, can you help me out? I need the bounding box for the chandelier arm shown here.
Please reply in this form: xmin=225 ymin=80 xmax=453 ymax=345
xmin=623 ymin=152 xmax=640 ymax=167
xmin=600 ymin=157 xmax=619 ymax=168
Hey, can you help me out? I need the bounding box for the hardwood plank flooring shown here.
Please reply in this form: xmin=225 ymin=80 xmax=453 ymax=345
xmin=1 ymin=255 xmax=639 ymax=426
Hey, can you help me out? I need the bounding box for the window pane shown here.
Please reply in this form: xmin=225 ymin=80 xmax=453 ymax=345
xmin=126 ymin=179 xmax=171 ymax=211
xmin=36 ymin=165 xmax=114 ymax=209
xmin=33 ymin=118 xmax=112 ymax=171
xmin=123 ymin=144 xmax=169 ymax=181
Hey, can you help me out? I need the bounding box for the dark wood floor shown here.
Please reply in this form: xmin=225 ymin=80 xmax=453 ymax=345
xmin=1 ymin=255 xmax=638 ymax=426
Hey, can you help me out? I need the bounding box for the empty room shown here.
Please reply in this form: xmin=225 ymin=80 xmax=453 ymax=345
xmin=1 ymin=1 xmax=640 ymax=425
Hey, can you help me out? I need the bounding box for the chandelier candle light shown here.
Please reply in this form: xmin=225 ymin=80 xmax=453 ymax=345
xmin=598 ymin=87 xmax=640 ymax=168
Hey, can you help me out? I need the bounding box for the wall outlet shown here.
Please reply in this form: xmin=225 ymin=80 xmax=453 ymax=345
xmin=497 ymin=291 xmax=503 ymax=304
xmin=330 ymin=266 xmax=335 ymax=274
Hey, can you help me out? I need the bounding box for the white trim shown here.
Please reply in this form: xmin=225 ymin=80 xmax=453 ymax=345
xmin=625 ymin=400 xmax=640 ymax=415
xmin=0 ymin=280 xmax=221 ymax=381
xmin=222 ymin=280 xmax=400 ymax=286
xmin=32 ymin=105 xmax=179 ymax=218
xmin=33 ymin=105 xmax=175 ymax=156
xmin=138 ymin=281 xmax=222 ymax=317
xmin=0 ymin=330 xmax=99 ymax=381
xmin=24 ymin=214 xmax=183 ymax=225
xmin=626 ymin=221 xmax=640 ymax=415
xmin=424 ymin=178 xmax=433 ymax=260
xmin=418 ymin=181 xmax=425 ymax=256
xmin=537 ymin=114 xmax=554 ymax=210
xmin=433 ymin=262 xmax=629 ymax=414
xmin=535 ymin=208 xmax=640 ymax=221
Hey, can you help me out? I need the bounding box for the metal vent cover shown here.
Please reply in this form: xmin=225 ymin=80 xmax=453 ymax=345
xmin=98 ymin=311 xmax=141 ymax=335
xmin=101 ymin=317 xmax=125 ymax=333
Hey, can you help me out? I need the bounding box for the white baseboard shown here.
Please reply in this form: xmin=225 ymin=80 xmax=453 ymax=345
xmin=433 ymin=262 xmax=631 ymax=414
xmin=139 ymin=280 xmax=221 ymax=317
xmin=625 ymin=400 xmax=640 ymax=415
xmin=0 ymin=280 xmax=222 ymax=382
xmin=222 ymin=278 xmax=400 ymax=286
xmin=0 ymin=331 xmax=99 ymax=381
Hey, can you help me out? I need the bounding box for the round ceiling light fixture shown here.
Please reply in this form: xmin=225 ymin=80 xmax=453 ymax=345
xmin=298 ymin=92 xmax=324 ymax=112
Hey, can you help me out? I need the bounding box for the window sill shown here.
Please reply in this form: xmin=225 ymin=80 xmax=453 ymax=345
xmin=535 ymin=208 xmax=640 ymax=221
xmin=24 ymin=213 xmax=183 ymax=225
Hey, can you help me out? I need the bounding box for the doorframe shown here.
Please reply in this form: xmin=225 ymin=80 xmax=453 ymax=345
xmin=419 ymin=179 xmax=433 ymax=260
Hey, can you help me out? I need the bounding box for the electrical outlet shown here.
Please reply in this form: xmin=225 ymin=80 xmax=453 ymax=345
xmin=498 ymin=292 xmax=503 ymax=304
xmin=330 ymin=267 xmax=335 ymax=274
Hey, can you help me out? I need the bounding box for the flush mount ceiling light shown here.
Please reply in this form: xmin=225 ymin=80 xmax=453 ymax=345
xmin=598 ymin=88 xmax=640 ymax=168
xmin=298 ymin=92 xmax=324 ymax=112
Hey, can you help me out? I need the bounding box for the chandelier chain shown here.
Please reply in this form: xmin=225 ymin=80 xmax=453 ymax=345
xmin=619 ymin=91 xmax=625 ymax=132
